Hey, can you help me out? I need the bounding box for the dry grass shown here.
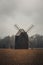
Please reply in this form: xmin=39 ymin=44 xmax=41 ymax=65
xmin=0 ymin=49 xmax=43 ymax=65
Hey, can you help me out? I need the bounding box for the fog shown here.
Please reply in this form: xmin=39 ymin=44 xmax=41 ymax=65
xmin=0 ymin=0 xmax=43 ymax=38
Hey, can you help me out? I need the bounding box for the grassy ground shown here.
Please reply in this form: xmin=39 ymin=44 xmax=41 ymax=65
xmin=0 ymin=49 xmax=43 ymax=65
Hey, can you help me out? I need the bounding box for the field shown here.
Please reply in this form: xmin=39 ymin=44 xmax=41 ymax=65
xmin=0 ymin=49 xmax=43 ymax=65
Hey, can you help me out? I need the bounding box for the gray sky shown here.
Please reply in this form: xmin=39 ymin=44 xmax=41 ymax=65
xmin=0 ymin=0 xmax=43 ymax=38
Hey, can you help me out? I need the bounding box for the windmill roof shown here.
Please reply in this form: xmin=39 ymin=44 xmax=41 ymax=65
xmin=16 ymin=29 xmax=25 ymax=36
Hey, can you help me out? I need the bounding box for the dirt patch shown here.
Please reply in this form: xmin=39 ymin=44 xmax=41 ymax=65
xmin=0 ymin=49 xmax=43 ymax=65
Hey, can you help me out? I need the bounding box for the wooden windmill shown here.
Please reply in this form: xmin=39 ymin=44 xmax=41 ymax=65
xmin=14 ymin=24 xmax=34 ymax=49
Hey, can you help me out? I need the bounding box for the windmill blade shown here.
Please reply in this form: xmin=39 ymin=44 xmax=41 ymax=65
xmin=14 ymin=24 xmax=22 ymax=32
xmin=14 ymin=24 xmax=20 ymax=30
xmin=26 ymin=24 xmax=34 ymax=32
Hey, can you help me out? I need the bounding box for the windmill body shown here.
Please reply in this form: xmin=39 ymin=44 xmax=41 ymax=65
xmin=15 ymin=29 xmax=29 ymax=49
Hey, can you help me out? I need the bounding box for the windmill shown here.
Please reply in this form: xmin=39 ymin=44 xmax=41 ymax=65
xmin=14 ymin=24 xmax=34 ymax=49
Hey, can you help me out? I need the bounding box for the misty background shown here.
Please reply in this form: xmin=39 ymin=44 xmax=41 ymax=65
xmin=0 ymin=0 xmax=43 ymax=38
xmin=0 ymin=0 xmax=43 ymax=48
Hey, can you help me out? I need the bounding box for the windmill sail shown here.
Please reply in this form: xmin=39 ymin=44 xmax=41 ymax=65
xmin=26 ymin=25 xmax=34 ymax=32
xmin=14 ymin=24 xmax=22 ymax=33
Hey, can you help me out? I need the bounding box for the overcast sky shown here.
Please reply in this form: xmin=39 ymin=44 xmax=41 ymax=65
xmin=0 ymin=0 xmax=43 ymax=38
